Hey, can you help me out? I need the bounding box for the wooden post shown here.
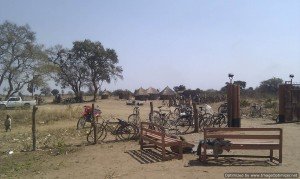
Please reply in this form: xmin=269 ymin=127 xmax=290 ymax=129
xmin=32 ymin=106 xmax=38 ymax=151
xmin=193 ymin=103 xmax=199 ymax=132
xmin=92 ymin=103 xmax=97 ymax=144
xmin=149 ymin=102 xmax=153 ymax=122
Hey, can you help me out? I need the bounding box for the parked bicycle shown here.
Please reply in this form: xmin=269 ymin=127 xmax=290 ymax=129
xmin=218 ymin=102 xmax=227 ymax=114
xmin=128 ymin=106 xmax=141 ymax=125
xmin=249 ymin=104 xmax=263 ymax=118
xmin=87 ymin=118 xmax=138 ymax=143
xmin=77 ymin=105 xmax=101 ymax=129
xmin=151 ymin=106 xmax=180 ymax=122
xmin=203 ymin=113 xmax=227 ymax=128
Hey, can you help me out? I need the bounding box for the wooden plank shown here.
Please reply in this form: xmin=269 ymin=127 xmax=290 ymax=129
xmin=205 ymin=127 xmax=282 ymax=132
xmin=204 ymin=143 xmax=280 ymax=150
xmin=205 ymin=154 xmax=276 ymax=159
xmin=206 ymin=134 xmax=281 ymax=140
xmin=141 ymin=136 xmax=163 ymax=147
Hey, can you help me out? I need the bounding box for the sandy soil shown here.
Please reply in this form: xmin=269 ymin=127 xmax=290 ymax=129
xmin=1 ymin=99 xmax=300 ymax=179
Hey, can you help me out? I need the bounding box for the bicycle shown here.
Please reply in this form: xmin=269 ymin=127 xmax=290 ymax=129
xmin=87 ymin=118 xmax=137 ymax=143
xmin=249 ymin=104 xmax=263 ymax=118
xmin=151 ymin=106 xmax=180 ymax=123
xmin=174 ymin=107 xmax=194 ymax=134
xmin=211 ymin=113 xmax=228 ymax=127
xmin=218 ymin=102 xmax=227 ymax=114
xmin=77 ymin=106 xmax=101 ymax=129
xmin=128 ymin=106 xmax=141 ymax=125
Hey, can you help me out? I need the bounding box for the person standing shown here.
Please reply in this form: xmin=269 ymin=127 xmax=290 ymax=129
xmin=5 ymin=114 xmax=12 ymax=132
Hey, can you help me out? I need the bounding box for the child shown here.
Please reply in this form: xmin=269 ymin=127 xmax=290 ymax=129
xmin=4 ymin=115 xmax=12 ymax=132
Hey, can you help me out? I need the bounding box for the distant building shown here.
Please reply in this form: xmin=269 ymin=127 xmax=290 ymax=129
xmin=160 ymin=86 xmax=176 ymax=100
xmin=146 ymin=87 xmax=160 ymax=100
xmin=134 ymin=87 xmax=149 ymax=101
xmin=101 ymin=90 xmax=110 ymax=99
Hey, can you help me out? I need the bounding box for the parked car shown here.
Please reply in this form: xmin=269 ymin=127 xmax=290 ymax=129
xmin=0 ymin=97 xmax=36 ymax=109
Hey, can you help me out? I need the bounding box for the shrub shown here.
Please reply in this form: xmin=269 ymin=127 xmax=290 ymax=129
xmin=240 ymin=99 xmax=250 ymax=107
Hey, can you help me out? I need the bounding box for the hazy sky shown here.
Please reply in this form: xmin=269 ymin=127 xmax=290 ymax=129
xmin=1 ymin=0 xmax=299 ymax=92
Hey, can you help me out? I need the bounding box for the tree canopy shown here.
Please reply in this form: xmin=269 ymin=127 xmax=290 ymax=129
xmin=258 ymin=77 xmax=283 ymax=94
xmin=48 ymin=40 xmax=123 ymax=101
xmin=0 ymin=21 xmax=48 ymax=99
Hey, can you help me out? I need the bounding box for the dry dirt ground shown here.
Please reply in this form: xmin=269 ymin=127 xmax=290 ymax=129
xmin=0 ymin=99 xmax=299 ymax=179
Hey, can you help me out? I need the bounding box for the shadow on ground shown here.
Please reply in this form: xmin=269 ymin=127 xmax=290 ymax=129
xmin=187 ymin=158 xmax=278 ymax=167
xmin=125 ymin=149 xmax=164 ymax=164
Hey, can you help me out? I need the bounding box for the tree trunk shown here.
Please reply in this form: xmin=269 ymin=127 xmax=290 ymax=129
xmin=92 ymin=82 xmax=98 ymax=102
xmin=5 ymin=77 xmax=14 ymax=100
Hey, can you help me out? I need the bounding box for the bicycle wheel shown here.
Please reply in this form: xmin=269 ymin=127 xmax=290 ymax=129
xmin=152 ymin=111 xmax=163 ymax=125
xmin=202 ymin=113 xmax=213 ymax=128
xmin=221 ymin=115 xmax=228 ymax=127
xmin=173 ymin=108 xmax=180 ymax=118
xmin=86 ymin=123 xmax=106 ymax=143
xmin=117 ymin=124 xmax=136 ymax=140
xmin=77 ymin=117 xmax=86 ymax=130
xmin=176 ymin=117 xmax=192 ymax=134
xmin=128 ymin=114 xmax=139 ymax=125
xmin=212 ymin=115 xmax=221 ymax=127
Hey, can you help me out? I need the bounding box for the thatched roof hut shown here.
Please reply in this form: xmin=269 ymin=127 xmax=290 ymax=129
xmin=146 ymin=87 xmax=160 ymax=100
xmin=118 ymin=90 xmax=133 ymax=100
xmin=160 ymin=86 xmax=176 ymax=100
xmin=101 ymin=90 xmax=110 ymax=99
xmin=134 ymin=87 xmax=148 ymax=101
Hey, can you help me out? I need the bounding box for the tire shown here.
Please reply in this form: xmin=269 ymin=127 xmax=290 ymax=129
xmin=218 ymin=114 xmax=227 ymax=127
xmin=117 ymin=124 xmax=136 ymax=140
xmin=176 ymin=117 xmax=191 ymax=134
xmin=202 ymin=113 xmax=213 ymax=128
xmin=218 ymin=104 xmax=227 ymax=114
xmin=77 ymin=117 xmax=86 ymax=130
xmin=212 ymin=115 xmax=222 ymax=128
xmin=152 ymin=111 xmax=163 ymax=125
xmin=128 ymin=114 xmax=139 ymax=125
xmin=174 ymin=108 xmax=180 ymax=117
xmin=87 ymin=123 xmax=106 ymax=143
xmin=24 ymin=103 xmax=31 ymax=109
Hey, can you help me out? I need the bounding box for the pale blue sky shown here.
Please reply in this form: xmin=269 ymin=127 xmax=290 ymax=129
xmin=1 ymin=0 xmax=299 ymax=92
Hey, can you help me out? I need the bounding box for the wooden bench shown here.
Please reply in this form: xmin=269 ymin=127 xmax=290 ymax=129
xmin=140 ymin=122 xmax=183 ymax=161
xmin=200 ymin=128 xmax=283 ymax=163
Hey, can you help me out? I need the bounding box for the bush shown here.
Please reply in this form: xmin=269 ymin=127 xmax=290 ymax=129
xmin=240 ymin=99 xmax=250 ymax=107
xmin=264 ymin=98 xmax=277 ymax=109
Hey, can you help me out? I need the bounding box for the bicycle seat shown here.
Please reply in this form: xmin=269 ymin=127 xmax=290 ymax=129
xmin=117 ymin=118 xmax=128 ymax=125
xmin=158 ymin=106 xmax=163 ymax=109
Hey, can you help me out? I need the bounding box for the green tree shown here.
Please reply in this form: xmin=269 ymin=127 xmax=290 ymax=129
xmin=48 ymin=45 xmax=88 ymax=102
xmin=258 ymin=77 xmax=283 ymax=94
xmin=173 ymin=85 xmax=186 ymax=92
xmin=40 ymin=85 xmax=51 ymax=96
xmin=233 ymin=81 xmax=246 ymax=89
xmin=51 ymin=89 xmax=59 ymax=96
xmin=72 ymin=40 xmax=123 ymax=101
xmin=0 ymin=21 xmax=48 ymax=99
